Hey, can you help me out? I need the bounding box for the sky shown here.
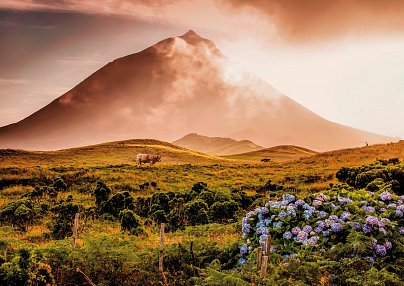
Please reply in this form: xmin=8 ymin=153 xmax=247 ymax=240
xmin=0 ymin=0 xmax=403 ymax=138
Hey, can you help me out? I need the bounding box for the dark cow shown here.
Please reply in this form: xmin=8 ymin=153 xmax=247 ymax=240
xmin=261 ymin=158 xmax=271 ymax=162
xmin=136 ymin=154 xmax=161 ymax=166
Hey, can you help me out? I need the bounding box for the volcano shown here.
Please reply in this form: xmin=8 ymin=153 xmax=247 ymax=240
xmin=0 ymin=30 xmax=394 ymax=151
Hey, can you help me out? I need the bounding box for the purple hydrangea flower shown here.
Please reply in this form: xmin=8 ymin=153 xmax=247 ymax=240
xmin=312 ymin=200 xmax=322 ymax=208
xmin=374 ymin=244 xmax=387 ymax=256
xmin=322 ymin=230 xmax=330 ymax=237
xmin=400 ymin=227 xmax=404 ymax=235
xmin=297 ymin=231 xmax=308 ymax=241
xmin=317 ymin=221 xmax=325 ymax=229
xmin=256 ymin=226 xmax=269 ymax=235
xmin=362 ymin=224 xmax=372 ymax=233
xmin=240 ymin=244 xmax=249 ymax=256
xmin=340 ymin=211 xmax=351 ymax=221
xmin=365 ymin=216 xmax=379 ymax=226
xmin=379 ymin=227 xmax=387 ymax=235
xmin=352 ymin=222 xmax=361 ymax=230
xmin=317 ymin=211 xmax=327 ymax=219
xmin=291 ymin=227 xmax=301 ymax=235
xmin=316 ymin=193 xmax=328 ymax=202
xmin=380 ymin=191 xmax=393 ymax=201
xmin=338 ymin=196 xmax=352 ymax=205
xmin=396 ymin=210 xmax=403 ymax=217
xmin=380 ymin=208 xmax=387 ymax=212
xmin=387 ymin=203 xmax=397 ymax=209
xmin=385 ymin=241 xmax=392 ymax=249
xmin=294 ymin=199 xmax=305 ymax=208
xmin=363 ymin=206 xmax=376 ymax=213
xmin=283 ymin=194 xmax=296 ymax=203
xmin=283 ymin=231 xmax=292 ymax=240
xmin=278 ymin=211 xmax=287 ymax=218
xmin=331 ymin=223 xmax=343 ymax=232
xmin=287 ymin=209 xmax=297 ymax=216
xmin=314 ymin=227 xmax=322 ymax=233
xmin=307 ymin=236 xmax=319 ymax=246
xmin=302 ymin=225 xmax=313 ymax=233
xmin=329 ymin=215 xmax=339 ymax=221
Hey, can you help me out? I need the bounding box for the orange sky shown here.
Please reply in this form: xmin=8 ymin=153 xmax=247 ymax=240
xmin=0 ymin=0 xmax=403 ymax=138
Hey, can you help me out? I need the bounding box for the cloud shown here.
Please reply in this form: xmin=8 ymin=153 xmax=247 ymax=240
xmin=221 ymin=0 xmax=404 ymax=42
xmin=0 ymin=78 xmax=30 ymax=85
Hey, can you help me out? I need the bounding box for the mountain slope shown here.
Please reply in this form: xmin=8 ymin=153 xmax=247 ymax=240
xmin=172 ymin=133 xmax=264 ymax=155
xmin=224 ymin=145 xmax=318 ymax=162
xmin=0 ymin=30 xmax=395 ymax=151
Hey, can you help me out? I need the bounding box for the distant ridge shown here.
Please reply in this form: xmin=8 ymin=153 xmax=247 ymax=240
xmin=224 ymin=145 xmax=318 ymax=162
xmin=172 ymin=133 xmax=264 ymax=155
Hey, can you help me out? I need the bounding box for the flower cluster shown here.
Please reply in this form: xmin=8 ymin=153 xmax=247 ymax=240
xmin=239 ymin=190 xmax=403 ymax=264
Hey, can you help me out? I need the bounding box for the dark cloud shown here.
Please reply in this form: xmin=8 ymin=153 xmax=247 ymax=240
xmin=222 ymin=0 xmax=404 ymax=42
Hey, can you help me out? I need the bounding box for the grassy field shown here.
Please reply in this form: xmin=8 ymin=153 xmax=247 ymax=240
xmin=1 ymin=139 xmax=403 ymax=285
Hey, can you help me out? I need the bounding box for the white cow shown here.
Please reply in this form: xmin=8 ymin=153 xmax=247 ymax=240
xmin=136 ymin=154 xmax=161 ymax=166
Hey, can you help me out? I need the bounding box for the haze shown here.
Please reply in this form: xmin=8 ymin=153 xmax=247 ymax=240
xmin=1 ymin=0 xmax=404 ymax=138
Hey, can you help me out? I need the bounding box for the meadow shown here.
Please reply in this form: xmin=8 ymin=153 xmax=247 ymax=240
xmin=0 ymin=139 xmax=403 ymax=285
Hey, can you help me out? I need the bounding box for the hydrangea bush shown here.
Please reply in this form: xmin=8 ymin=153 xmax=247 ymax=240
xmin=239 ymin=189 xmax=404 ymax=264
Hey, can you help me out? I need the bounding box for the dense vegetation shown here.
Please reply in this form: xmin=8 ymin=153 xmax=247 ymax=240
xmin=0 ymin=142 xmax=404 ymax=285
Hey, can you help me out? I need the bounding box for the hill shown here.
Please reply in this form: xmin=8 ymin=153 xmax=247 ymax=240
xmin=224 ymin=145 xmax=317 ymax=162
xmin=172 ymin=133 xmax=264 ymax=155
xmin=0 ymin=30 xmax=394 ymax=151
xmin=0 ymin=139 xmax=225 ymax=167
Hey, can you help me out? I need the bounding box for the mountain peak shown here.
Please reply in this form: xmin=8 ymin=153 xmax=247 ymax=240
xmin=181 ymin=29 xmax=201 ymax=39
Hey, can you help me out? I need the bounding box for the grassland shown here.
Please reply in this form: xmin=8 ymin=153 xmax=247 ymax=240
xmin=1 ymin=139 xmax=403 ymax=285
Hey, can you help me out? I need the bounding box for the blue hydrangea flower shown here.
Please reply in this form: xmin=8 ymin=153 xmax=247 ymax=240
xmin=273 ymin=221 xmax=283 ymax=228
xmin=307 ymin=236 xmax=319 ymax=246
xmin=256 ymin=226 xmax=269 ymax=235
xmin=264 ymin=219 xmax=272 ymax=226
xmin=380 ymin=191 xmax=393 ymax=201
xmin=374 ymin=244 xmax=387 ymax=256
xmin=340 ymin=211 xmax=351 ymax=221
xmin=278 ymin=211 xmax=287 ymax=218
xmin=287 ymin=209 xmax=297 ymax=216
xmin=331 ymin=223 xmax=343 ymax=232
xmin=238 ymin=258 xmax=247 ymax=265
xmin=240 ymin=244 xmax=249 ymax=256
xmin=303 ymin=203 xmax=311 ymax=210
xmin=294 ymin=200 xmax=305 ymax=208
xmin=317 ymin=211 xmax=327 ymax=219
xmin=283 ymin=194 xmax=296 ymax=203
xmin=362 ymin=224 xmax=372 ymax=233
xmin=322 ymin=230 xmax=330 ymax=237
xmin=352 ymin=222 xmax=361 ymax=230
xmin=283 ymin=231 xmax=292 ymax=240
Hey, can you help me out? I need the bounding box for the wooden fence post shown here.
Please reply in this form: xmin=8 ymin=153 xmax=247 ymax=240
xmin=256 ymin=246 xmax=263 ymax=272
xmin=72 ymin=213 xmax=79 ymax=250
xmin=260 ymin=235 xmax=271 ymax=278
